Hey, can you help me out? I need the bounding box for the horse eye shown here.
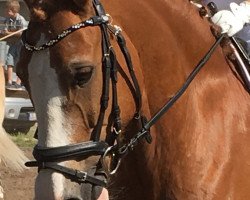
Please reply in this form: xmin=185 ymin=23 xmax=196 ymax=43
xmin=73 ymin=66 xmax=93 ymax=87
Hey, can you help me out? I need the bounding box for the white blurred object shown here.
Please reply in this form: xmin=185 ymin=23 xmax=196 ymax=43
xmin=0 ymin=185 xmax=3 ymax=199
xmin=231 ymin=2 xmax=250 ymax=23
xmin=211 ymin=1 xmax=250 ymax=36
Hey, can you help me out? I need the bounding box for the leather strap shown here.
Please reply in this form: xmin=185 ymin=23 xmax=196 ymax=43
xmin=33 ymin=141 xmax=108 ymax=162
xmin=26 ymin=161 xmax=107 ymax=187
xmin=91 ymin=0 xmax=112 ymax=142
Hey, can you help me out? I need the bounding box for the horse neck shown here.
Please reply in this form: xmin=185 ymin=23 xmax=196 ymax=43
xmin=107 ymin=1 xmax=250 ymax=198
xmin=105 ymin=0 xmax=231 ymax=91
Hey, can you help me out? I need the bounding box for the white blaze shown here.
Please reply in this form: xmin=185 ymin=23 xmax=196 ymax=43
xmin=27 ymin=34 xmax=70 ymax=199
xmin=28 ymin=36 xmax=71 ymax=147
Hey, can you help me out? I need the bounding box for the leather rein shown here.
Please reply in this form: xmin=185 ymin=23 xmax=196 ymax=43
xmin=24 ymin=0 xmax=225 ymax=187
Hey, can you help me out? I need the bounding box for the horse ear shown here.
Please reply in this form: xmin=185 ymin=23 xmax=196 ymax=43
xmin=23 ymin=0 xmax=47 ymax=21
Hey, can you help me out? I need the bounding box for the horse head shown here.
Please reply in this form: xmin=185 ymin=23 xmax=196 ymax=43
xmin=17 ymin=0 xmax=149 ymax=199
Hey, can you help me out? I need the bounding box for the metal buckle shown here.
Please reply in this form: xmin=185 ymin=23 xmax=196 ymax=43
xmin=113 ymin=127 xmax=121 ymax=135
xmin=101 ymin=15 xmax=109 ymax=23
xmin=134 ymin=112 xmax=141 ymax=120
xmin=107 ymin=23 xmax=122 ymax=36
xmin=103 ymin=46 xmax=113 ymax=58
xmin=106 ymin=14 xmax=113 ymax=25
xmin=101 ymin=146 xmax=121 ymax=175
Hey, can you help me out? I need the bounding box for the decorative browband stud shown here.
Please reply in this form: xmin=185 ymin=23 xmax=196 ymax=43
xmin=22 ymin=14 xmax=110 ymax=52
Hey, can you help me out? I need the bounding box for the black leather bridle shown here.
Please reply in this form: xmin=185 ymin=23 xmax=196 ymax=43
xmin=23 ymin=0 xmax=225 ymax=188
xmin=24 ymin=0 xmax=148 ymax=187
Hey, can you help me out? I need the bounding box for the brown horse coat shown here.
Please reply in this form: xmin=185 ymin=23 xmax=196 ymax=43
xmin=17 ymin=0 xmax=250 ymax=199
xmin=103 ymin=0 xmax=250 ymax=199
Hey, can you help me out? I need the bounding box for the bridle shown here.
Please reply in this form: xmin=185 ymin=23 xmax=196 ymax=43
xmin=24 ymin=0 xmax=147 ymax=187
xmin=24 ymin=0 xmax=225 ymax=188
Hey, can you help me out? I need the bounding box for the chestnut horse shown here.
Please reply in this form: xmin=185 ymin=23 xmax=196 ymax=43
xmin=17 ymin=0 xmax=250 ymax=199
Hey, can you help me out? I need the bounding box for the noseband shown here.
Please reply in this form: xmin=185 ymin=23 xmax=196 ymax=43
xmin=24 ymin=0 xmax=147 ymax=187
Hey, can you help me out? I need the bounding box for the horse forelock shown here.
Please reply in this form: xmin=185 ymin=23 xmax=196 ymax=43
xmin=27 ymin=0 xmax=92 ymax=22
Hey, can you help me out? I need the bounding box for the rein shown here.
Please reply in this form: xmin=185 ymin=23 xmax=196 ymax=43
xmin=24 ymin=0 xmax=225 ymax=188
xmin=112 ymin=34 xmax=225 ymax=158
